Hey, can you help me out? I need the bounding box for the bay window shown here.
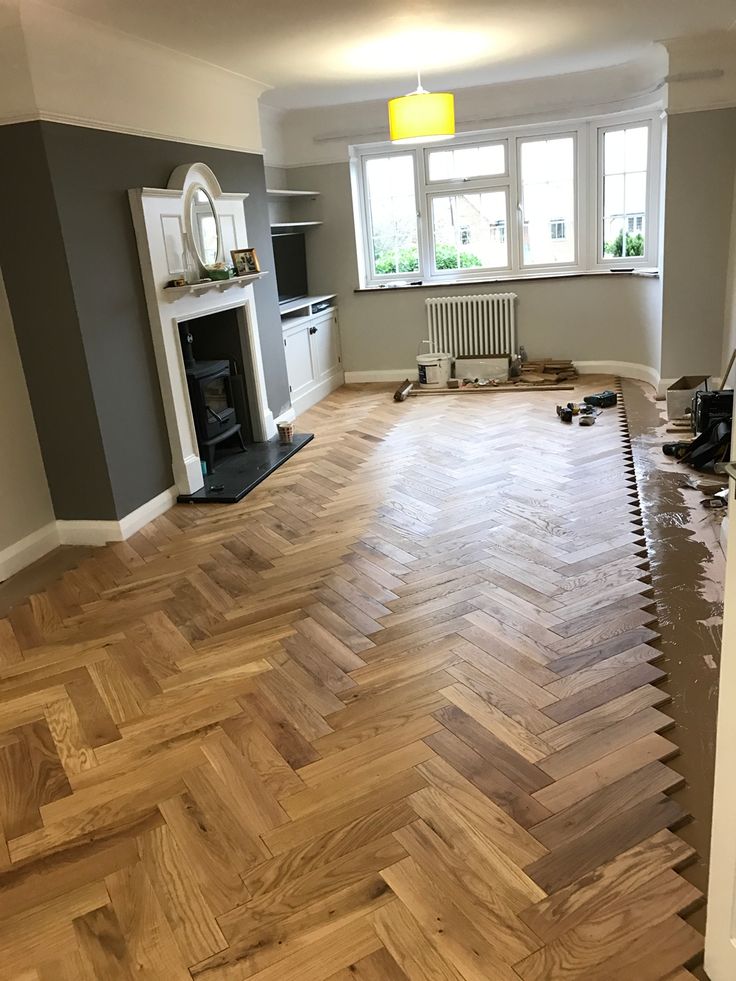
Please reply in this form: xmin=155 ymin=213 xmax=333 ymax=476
xmin=353 ymin=112 xmax=659 ymax=287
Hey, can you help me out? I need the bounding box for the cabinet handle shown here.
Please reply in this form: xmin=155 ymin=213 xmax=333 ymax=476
xmin=309 ymin=326 xmax=318 ymax=334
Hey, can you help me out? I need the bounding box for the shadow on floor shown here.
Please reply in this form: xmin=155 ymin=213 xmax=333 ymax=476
xmin=0 ymin=545 xmax=94 ymax=617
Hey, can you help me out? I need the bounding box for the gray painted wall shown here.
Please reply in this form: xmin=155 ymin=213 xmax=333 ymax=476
xmin=288 ymin=162 xmax=662 ymax=375
xmin=0 ymin=122 xmax=290 ymax=521
xmin=661 ymin=108 xmax=736 ymax=380
xmin=0 ymin=122 xmax=118 ymax=520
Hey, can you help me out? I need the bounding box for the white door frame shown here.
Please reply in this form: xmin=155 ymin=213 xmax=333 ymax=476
xmin=705 ymin=440 xmax=736 ymax=978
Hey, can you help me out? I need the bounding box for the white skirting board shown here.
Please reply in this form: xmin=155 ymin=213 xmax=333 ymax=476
xmin=573 ymin=361 xmax=660 ymax=391
xmin=56 ymin=487 xmax=179 ymax=546
xmin=275 ymin=407 xmax=296 ymax=425
xmin=290 ymin=372 xmax=344 ymax=417
xmin=344 ymin=369 xmax=419 ymax=383
xmin=0 ymin=486 xmax=178 ymax=582
xmin=0 ymin=522 xmax=61 ymax=584
xmin=345 ymin=361 xmax=661 ymax=391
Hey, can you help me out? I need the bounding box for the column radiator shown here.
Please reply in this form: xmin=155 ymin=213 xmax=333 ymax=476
xmin=426 ymin=293 xmax=518 ymax=357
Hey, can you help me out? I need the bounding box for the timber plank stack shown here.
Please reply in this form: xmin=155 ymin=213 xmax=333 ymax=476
xmin=519 ymin=359 xmax=579 ymax=384
xmin=0 ymin=377 xmax=701 ymax=980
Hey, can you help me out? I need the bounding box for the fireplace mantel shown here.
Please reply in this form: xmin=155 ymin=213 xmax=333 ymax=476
xmin=129 ymin=162 xmax=277 ymax=496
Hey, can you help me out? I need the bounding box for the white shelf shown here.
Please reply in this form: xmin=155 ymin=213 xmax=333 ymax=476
xmin=162 ymin=271 xmax=267 ymax=300
xmin=270 ymin=221 xmax=323 ymax=230
xmin=279 ymin=293 xmax=336 ymax=317
xmin=266 ymin=188 xmax=320 ymax=198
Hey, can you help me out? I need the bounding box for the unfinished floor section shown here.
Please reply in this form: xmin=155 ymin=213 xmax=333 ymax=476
xmin=0 ymin=378 xmax=702 ymax=980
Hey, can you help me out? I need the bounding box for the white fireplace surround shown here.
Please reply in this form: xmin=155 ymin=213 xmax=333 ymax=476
xmin=129 ymin=162 xmax=277 ymax=498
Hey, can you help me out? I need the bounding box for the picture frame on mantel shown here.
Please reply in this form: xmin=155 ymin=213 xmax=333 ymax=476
xmin=231 ymin=248 xmax=260 ymax=276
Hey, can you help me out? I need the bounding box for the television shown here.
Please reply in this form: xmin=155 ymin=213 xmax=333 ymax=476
xmin=272 ymin=232 xmax=308 ymax=303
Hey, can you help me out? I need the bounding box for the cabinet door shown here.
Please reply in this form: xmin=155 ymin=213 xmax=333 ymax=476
xmin=312 ymin=310 xmax=342 ymax=382
xmin=283 ymin=321 xmax=318 ymax=402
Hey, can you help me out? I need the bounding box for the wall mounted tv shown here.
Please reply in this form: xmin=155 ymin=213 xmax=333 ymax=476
xmin=272 ymin=232 xmax=308 ymax=303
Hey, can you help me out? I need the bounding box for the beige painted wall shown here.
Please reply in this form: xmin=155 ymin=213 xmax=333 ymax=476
xmin=288 ymin=162 xmax=663 ymax=376
xmin=722 ymin=168 xmax=736 ymax=387
xmin=661 ymin=108 xmax=736 ymax=381
xmin=0 ymin=270 xmax=53 ymax=554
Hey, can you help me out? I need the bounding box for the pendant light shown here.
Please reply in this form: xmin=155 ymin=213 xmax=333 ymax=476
xmin=388 ymin=70 xmax=455 ymax=144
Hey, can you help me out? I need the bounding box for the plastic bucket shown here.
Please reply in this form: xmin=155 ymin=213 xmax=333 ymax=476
xmin=417 ymin=352 xmax=453 ymax=388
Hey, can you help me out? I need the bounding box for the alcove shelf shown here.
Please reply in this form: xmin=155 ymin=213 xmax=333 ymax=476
xmin=267 ymin=189 xmax=321 ymax=231
xmin=266 ymin=189 xmax=320 ymax=198
xmin=270 ymin=221 xmax=323 ymax=230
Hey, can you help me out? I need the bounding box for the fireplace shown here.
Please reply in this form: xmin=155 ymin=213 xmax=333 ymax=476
xmin=130 ymin=162 xmax=312 ymax=505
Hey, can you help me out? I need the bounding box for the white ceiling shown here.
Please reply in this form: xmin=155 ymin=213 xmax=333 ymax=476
xmin=43 ymin=0 xmax=736 ymax=108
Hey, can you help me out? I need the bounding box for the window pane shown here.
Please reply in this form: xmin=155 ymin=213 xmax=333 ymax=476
xmin=602 ymin=125 xmax=648 ymax=258
xmin=428 ymin=143 xmax=506 ymax=181
xmin=520 ymin=136 xmax=575 ymax=266
xmin=431 ymin=191 xmax=508 ymax=270
xmin=365 ymin=154 xmax=419 ymax=276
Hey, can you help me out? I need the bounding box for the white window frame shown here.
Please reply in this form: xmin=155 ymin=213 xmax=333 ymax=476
xmin=516 ymin=129 xmax=581 ymax=272
xmin=595 ymin=116 xmax=660 ymax=270
xmin=426 ymin=186 xmax=512 ymax=279
xmin=424 ymin=139 xmax=508 ymax=184
xmin=351 ymin=111 xmax=661 ymax=288
xmin=358 ymin=148 xmax=423 ymax=285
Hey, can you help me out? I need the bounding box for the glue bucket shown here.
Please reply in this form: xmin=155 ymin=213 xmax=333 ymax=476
xmin=417 ymin=352 xmax=452 ymax=388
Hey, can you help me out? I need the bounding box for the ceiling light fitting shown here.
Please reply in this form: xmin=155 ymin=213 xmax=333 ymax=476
xmin=388 ymin=70 xmax=455 ymax=144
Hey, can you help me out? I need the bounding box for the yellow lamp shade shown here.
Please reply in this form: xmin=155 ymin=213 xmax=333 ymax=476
xmin=388 ymin=91 xmax=455 ymax=144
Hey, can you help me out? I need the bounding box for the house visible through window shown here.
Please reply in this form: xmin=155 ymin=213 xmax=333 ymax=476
xmin=431 ymin=192 xmax=508 ymax=272
xmin=353 ymin=114 xmax=656 ymax=286
xmin=550 ymin=219 xmax=566 ymax=240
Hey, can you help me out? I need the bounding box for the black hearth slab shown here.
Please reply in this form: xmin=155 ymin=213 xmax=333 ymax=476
xmin=177 ymin=433 xmax=314 ymax=504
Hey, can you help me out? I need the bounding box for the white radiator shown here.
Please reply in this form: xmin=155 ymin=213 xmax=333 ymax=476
xmin=426 ymin=293 xmax=517 ymax=357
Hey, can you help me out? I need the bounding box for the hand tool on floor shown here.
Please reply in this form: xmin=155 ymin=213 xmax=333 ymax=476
xmin=393 ymin=379 xmax=413 ymax=402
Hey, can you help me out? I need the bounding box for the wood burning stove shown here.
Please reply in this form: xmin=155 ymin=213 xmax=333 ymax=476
xmin=179 ymin=326 xmax=246 ymax=474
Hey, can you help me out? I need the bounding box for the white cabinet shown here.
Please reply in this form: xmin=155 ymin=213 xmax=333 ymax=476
xmin=283 ymin=319 xmax=318 ymax=405
xmin=281 ymin=296 xmax=343 ymax=415
xmin=312 ymin=309 xmax=342 ymax=381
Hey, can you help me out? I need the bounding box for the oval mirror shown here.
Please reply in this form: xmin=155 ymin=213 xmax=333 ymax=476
xmin=189 ymin=186 xmax=220 ymax=266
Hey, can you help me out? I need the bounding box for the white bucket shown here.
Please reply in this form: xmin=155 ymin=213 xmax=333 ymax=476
xmin=417 ymin=352 xmax=453 ymax=388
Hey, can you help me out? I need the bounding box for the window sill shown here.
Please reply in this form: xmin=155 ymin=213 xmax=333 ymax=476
xmin=354 ymin=268 xmax=660 ymax=294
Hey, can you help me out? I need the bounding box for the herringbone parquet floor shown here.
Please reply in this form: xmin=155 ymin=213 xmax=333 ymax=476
xmin=0 ymin=378 xmax=702 ymax=980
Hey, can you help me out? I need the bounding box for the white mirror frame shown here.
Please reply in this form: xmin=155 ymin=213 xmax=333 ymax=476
xmin=186 ymin=183 xmax=223 ymax=271
xmin=169 ymin=163 xmax=225 ymax=274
